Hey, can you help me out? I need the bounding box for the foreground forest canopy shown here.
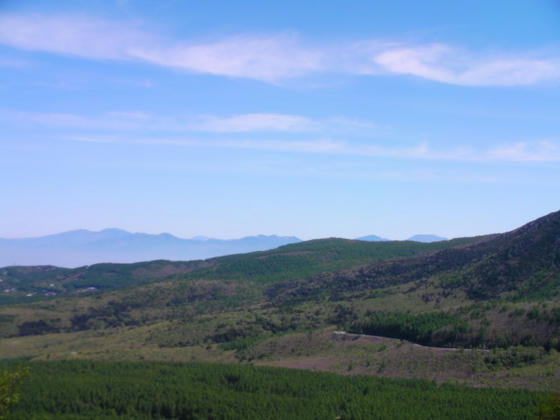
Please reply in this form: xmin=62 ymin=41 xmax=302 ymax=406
xmin=1 ymin=360 xmax=548 ymax=419
xmin=0 ymin=210 xmax=559 ymax=392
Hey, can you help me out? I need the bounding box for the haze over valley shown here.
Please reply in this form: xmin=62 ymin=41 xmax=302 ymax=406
xmin=0 ymin=229 xmax=452 ymax=267
xmin=0 ymin=229 xmax=301 ymax=267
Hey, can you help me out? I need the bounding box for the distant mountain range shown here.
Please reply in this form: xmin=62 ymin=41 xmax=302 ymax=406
xmin=0 ymin=228 xmax=450 ymax=267
xmin=0 ymin=229 xmax=301 ymax=268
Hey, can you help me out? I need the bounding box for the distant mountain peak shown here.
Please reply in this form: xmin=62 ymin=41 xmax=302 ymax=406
xmin=191 ymin=235 xmax=212 ymax=241
xmin=407 ymin=234 xmax=447 ymax=243
xmin=356 ymin=235 xmax=388 ymax=242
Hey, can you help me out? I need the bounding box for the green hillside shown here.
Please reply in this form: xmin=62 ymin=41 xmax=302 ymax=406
xmin=0 ymin=236 xmax=481 ymax=302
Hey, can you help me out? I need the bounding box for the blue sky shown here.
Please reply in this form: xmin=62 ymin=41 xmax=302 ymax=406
xmin=1 ymin=0 xmax=559 ymax=240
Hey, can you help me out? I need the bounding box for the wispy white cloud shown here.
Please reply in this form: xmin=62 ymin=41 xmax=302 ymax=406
xmin=190 ymin=113 xmax=315 ymax=132
xmin=373 ymin=44 xmax=560 ymax=86
xmin=67 ymin=135 xmax=429 ymax=158
xmin=0 ymin=109 xmax=376 ymax=134
xmin=0 ymin=14 xmax=321 ymax=82
xmin=130 ymin=35 xmax=324 ymax=82
xmin=0 ymin=14 xmax=152 ymax=60
xmin=486 ymin=140 xmax=560 ymax=162
xmin=4 ymin=107 xmax=557 ymax=162
xmin=1 ymin=109 xmax=153 ymax=130
xmin=0 ymin=14 xmax=558 ymax=86
xmin=65 ymin=134 xmax=560 ymax=163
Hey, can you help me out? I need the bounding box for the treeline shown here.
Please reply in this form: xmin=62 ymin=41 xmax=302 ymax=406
xmin=350 ymin=311 xmax=469 ymax=346
xmin=3 ymin=360 xmax=544 ymax=419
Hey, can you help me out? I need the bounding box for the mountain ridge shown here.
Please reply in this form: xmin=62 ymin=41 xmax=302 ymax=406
xmin=0 ymin=229 xmax=301 ymax=268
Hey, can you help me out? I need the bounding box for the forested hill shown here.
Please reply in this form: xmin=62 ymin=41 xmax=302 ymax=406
xmin=0 ymin=235 xmax=482 ymax=303
xmin=269 ymin=210 xmax=560 ymax=303
xmin=1 ymin=209 xmax=559 ymax=311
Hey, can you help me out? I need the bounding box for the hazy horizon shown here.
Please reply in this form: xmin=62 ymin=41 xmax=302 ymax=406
xmin=0 ymin=226 xmax=449 ymax=242
xmin=0 ymin=224 xmax=459 ymax=267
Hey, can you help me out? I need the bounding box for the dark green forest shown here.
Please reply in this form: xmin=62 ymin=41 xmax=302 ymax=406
xmin=350 ymin=311 xmax=470 ymax=345
xmin=2 ymin=360 xmax=547 ymax=420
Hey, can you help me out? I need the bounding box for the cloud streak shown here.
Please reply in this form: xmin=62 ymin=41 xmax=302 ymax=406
xmin=66 ymin=134 xmax=560 ymax=163
xmin=0 ymin=14 xmax=152 ymax=60
xmin=373 ymin=44 xmax=560 ymax=86
xmin=0 ymin=14 xmax=559 ymax=86
xmin=4 ymin=107 xmax=558 ymax=163
xmin=0 ymin=109 xmax=376 ymax=134
xmin=191 ymin=113 xmax=315 ymax=132
xmin=130 ymin=35 xmax=324 ymax=82
xmin=485 ymin=140 xmax=560 ymax=162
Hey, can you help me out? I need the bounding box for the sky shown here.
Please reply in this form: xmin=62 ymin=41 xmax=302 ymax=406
xmin=0 ymin=0 xmax=559 ymax=240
